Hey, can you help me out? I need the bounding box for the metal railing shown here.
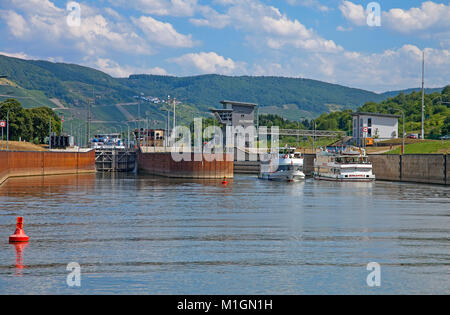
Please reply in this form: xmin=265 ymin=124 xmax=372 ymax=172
xmin=258 ymin=128 xmax=346 ymax=138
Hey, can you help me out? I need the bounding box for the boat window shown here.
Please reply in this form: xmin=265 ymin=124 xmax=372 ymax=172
xmin=278 ymin=165 xmax=294 ymax=171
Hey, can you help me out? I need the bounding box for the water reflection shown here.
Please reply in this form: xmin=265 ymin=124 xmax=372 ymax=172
xmin=12 ymin=243 xmax=27 ymax=276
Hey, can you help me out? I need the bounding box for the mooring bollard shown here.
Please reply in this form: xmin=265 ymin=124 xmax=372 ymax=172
xmin=9 ymin=217 xmax=29 ymax=243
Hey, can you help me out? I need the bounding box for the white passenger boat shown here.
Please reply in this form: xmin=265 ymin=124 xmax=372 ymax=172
xmin=259 ymin=148 xmax=305 ymax=182
xmin=314 ymin=147 xmax=375 ymax=182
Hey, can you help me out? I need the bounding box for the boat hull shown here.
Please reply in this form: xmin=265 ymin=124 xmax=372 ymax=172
xmin=313 ymin=174 xmax=375 ymax=182
xmin=259 ymin=171 xmax=305 ymax=182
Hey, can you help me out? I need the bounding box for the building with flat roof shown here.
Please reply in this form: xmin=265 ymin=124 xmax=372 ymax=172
xmin=352 ymin=112 xmax=400 ymax=146
xmin=210 ymin=100 xmax=258 ymax=148
xmin=211 ymin=100 xmax=258 ymax=128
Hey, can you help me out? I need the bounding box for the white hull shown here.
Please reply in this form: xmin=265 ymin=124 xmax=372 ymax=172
xmin=259 ymin=170 xmax=305 ymax=182
xmin=313 ymin=174 xmax=375 ymax=182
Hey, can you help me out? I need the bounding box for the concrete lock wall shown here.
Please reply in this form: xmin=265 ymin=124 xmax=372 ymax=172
xmin=368 ymin=155 xmax=401 ymax=182
xmin=369 ymin=154 xmax=448 ymax=185
xmin=303 ymin=154 xmax=316 ymax=177
xmin=401 ymin=154 xmax=446 ymax=185
xmin=0 ymin=151 xmax=8 ymax=185
xmin=0 ymin=150 xmax=96 ymax=186
xmin=446 ymin=155 xmax=449 ymax=185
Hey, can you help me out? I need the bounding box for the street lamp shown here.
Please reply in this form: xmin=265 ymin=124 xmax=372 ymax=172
xmin=312 ymin=119 xmax=317 ymax=154
xmin=0 ymin=106 xmax=10 ymax=151
xmin=400 ymin=110 xmax=405 ymax=155
xmin=391 ymin=108 xmax=406 ymax=154
xmin=162 ymin=109 xmax=171 ymax=148
xmin=296 ymin=117 xmax=305 ymax=149
xmin=0 ymin=76 xmax=8 ymax=150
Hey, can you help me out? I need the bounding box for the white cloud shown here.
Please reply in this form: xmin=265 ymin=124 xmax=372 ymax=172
xmin=0 ymin=1 xmax=153 ymax=57
xmin=133 ymin=16 xmax=195 ymax=48
xmin=293 ymin=45 xmax=450 ymax=92
xmin=170 ymin=52 xmax=246 ymax=74
xmin=286 ymin=0 xmax=330 ymax=12
xmin=0 ymin=10 xmax=30 ymax=38
xmin=110 ymin=0 xmax=199 ymax=17
xmin=91 ymin=58 xmax=168 ymax=78
xmin=0 ymin=51 xmax=32 ymax=59
xmin=262 ymin=15 xmax=343 ymax=52
xmin=340 ymin=1 xmax=450 ymax=34
xmin=336 ymin=25 xmax=352 ymax=32
xmin=192 ymin=0 xmax=342 ymax=53
xmin=338 ymin=0 xmax=366 ymax=26
xmin=189 ymin=6 xmax=231 ymax=28
xmin=383 ymin=1 xmax=450 ymax=33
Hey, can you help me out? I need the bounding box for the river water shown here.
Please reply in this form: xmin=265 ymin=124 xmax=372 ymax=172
xmin=0 ymin=173 xmax=448 ymax=294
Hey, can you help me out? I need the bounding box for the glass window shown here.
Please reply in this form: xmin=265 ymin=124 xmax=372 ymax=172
xmin=368 ymin=118 xmax=372 ymax=127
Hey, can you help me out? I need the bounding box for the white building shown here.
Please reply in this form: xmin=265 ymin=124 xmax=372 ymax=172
xmin=352 ymin=112 xmax=399 ymax=146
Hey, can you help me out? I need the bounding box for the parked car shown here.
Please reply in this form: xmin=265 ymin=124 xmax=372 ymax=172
xmin=441 ymin=135 xmax=450 ymax=140
xmin=407 ymin=133 xmax=419 ymax=139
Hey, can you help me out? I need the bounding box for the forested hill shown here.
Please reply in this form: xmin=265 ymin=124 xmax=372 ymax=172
xmin=0 ymin=54 xmax=444 ymax=125
xmin=121 ymin=74 xmax=386 ymax=116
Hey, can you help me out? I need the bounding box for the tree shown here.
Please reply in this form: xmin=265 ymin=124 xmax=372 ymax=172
xmin=0 ymin=99 xmax=61 ymax=143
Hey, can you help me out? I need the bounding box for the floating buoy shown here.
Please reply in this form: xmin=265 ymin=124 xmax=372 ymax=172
xmin=222 ymin=177 xmax=228 ymax=185
xmin=9 ymin=217 xmax=29 ymax=243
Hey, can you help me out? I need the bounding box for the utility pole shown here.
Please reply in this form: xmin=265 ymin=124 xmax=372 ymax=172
xmin=173 ymin=97 xmax=176 ymax=133
xmin=86 ymin=101 xmax=91 ymax=147
xmin=146 ymin=117 xmax=149 ymax=149
xmin=312 ymin=120 xmax=316 ymax=154
xmin=138 ymin=94 xmax=142 ymax=147
xmin=421 ymin=50 xmax=425 ymax=140
xmin=402 ymin=111 xmax=405 ymax=155
xmin=127 ymin=124 xmax=130 ymax=149
xmin=49 ymin=117 xmax=52 ymax=150
xmin=6 ymin=110 xmax=9 ymax=151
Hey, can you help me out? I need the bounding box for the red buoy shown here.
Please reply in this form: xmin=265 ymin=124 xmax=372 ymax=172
xmin=222 ymin=177 xmax=228 ymax=185
xmin=9 ymin=217 xmax=29 ymax=243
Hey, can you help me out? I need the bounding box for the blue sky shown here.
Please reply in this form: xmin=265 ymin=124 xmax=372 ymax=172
xmin=0 ymin=0 xmax=449 ymax=92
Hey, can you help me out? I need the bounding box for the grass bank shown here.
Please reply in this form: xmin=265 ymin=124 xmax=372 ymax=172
xmin=0 ymin=141 xmax=47 ymax=151
xmin=385 ymin=140 xmax=450 ymax=154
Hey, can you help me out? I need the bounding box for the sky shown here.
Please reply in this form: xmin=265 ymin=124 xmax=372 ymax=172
xmin=0 ymin=0 xmax=449 ymax=92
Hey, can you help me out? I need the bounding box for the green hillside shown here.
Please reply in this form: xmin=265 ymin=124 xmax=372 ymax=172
xmin=1 ymin=54 xmax=444 ymax=133
xmin=313 ymin=86 xmax=450 ymax=139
